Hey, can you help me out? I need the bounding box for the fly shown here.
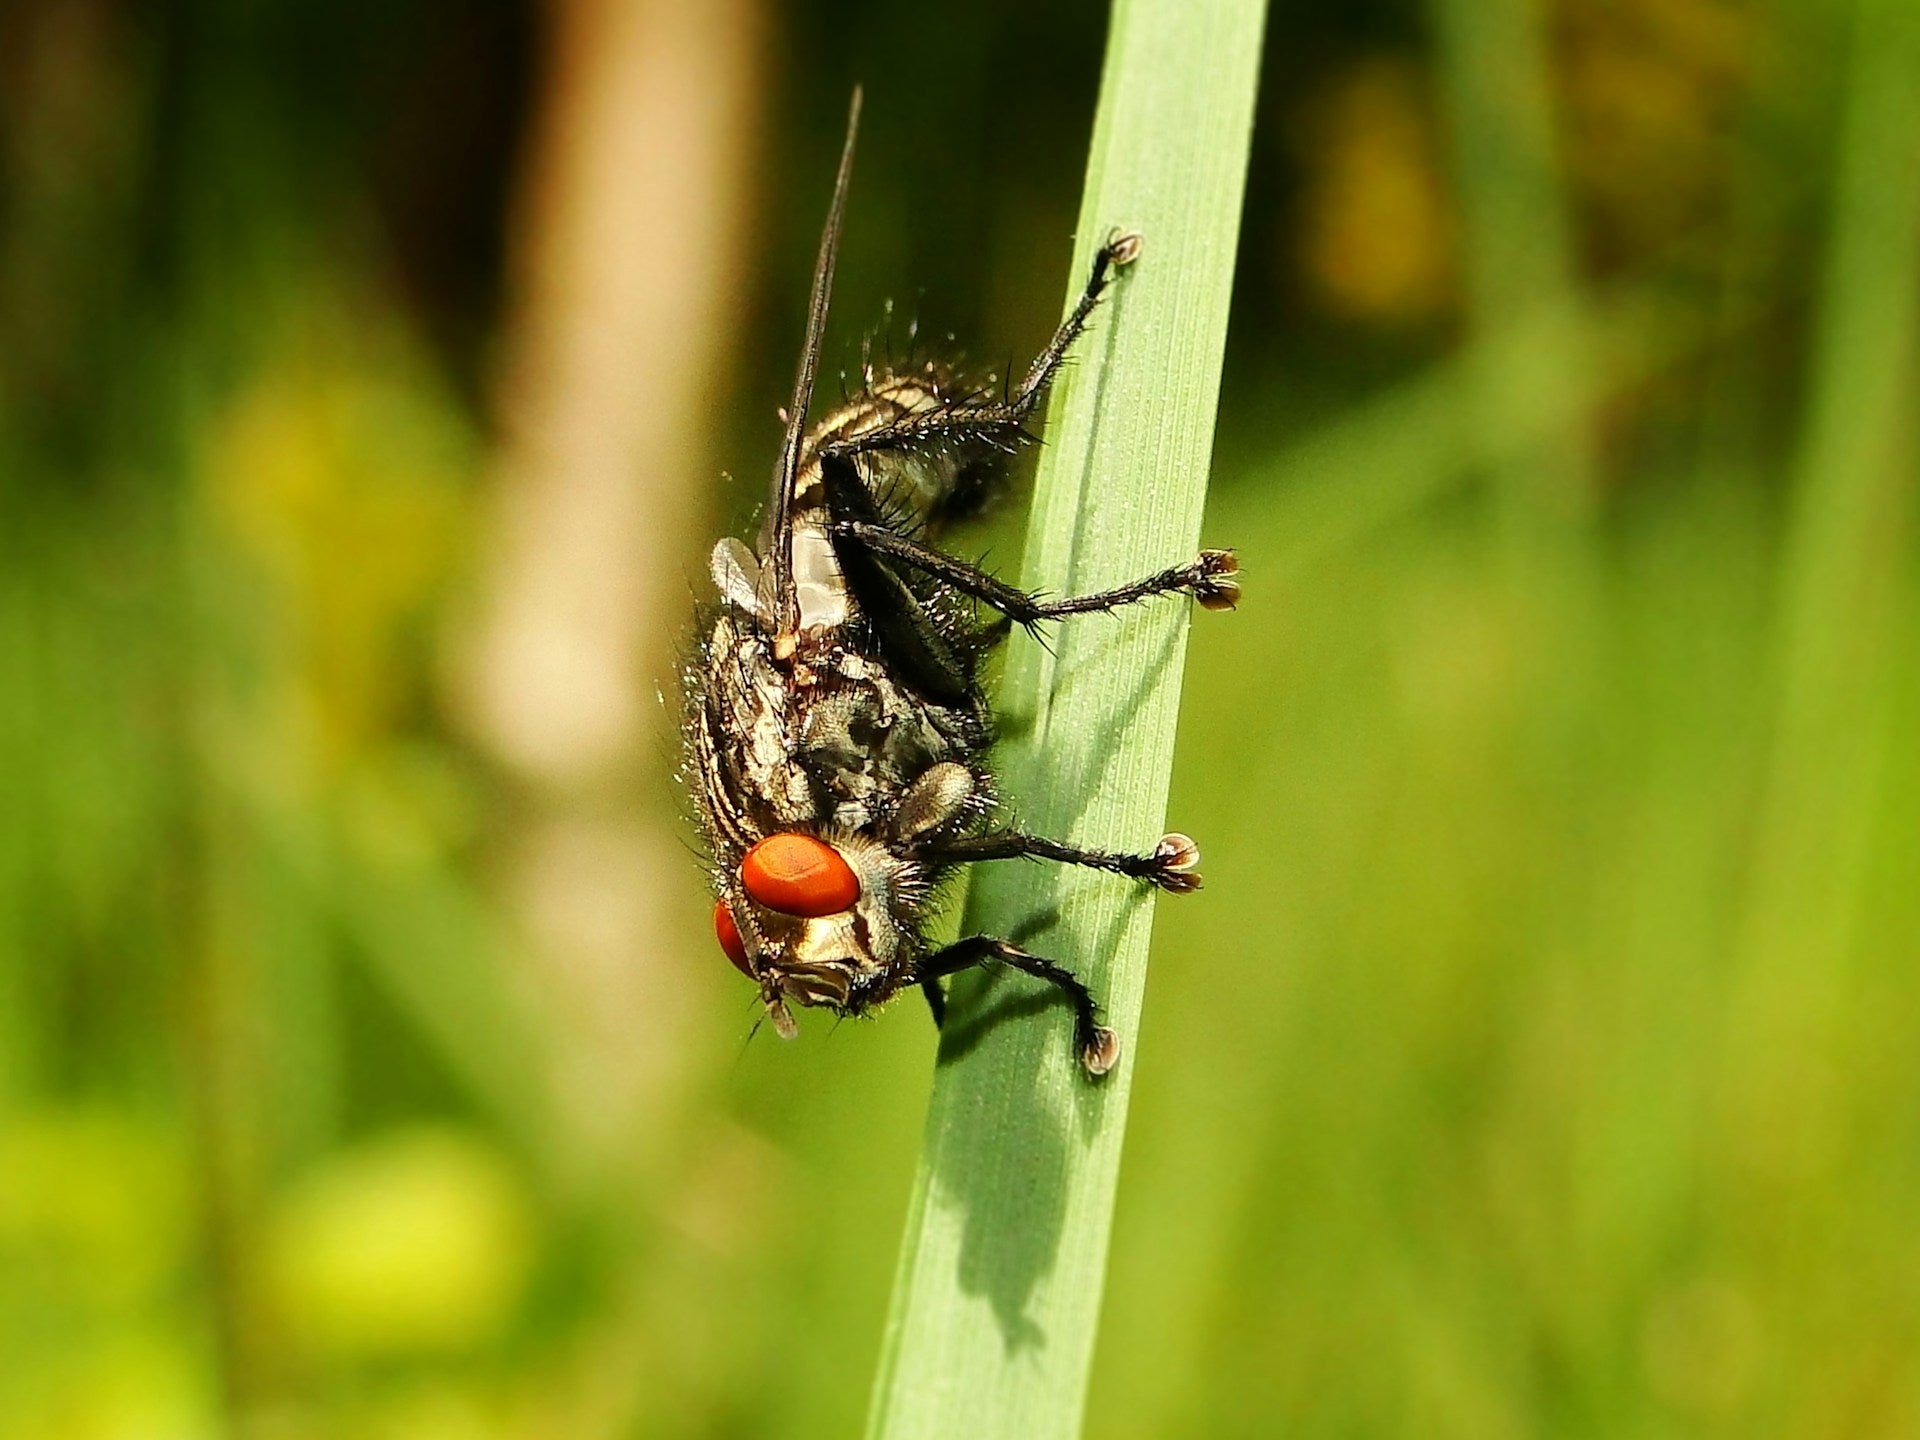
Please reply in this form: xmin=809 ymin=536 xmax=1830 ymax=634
xmin=682 ymin=89 xmax=1237 ymax=1077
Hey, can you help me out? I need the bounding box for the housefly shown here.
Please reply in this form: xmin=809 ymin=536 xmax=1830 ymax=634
xmin=682 ymin=91 xmax=1236 ymax=1076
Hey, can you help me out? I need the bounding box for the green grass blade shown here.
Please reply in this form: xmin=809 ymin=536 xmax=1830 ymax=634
xmin=1732 ymin=0 xmax=1920 ymax=1075
xmin=1429 ymin=0 xmax=1598 ymax=537
xmin=865 ymin=2 xmax=1265 ymax=1435
xmin=1261 ymin=274 xmax=1730 ymax=571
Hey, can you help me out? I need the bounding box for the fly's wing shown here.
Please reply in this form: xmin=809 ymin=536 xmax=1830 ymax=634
xmin=767 ymin=88 xmax=862 ymax=657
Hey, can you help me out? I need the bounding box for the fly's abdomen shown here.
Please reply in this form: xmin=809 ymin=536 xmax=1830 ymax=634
xmin=807 ymin=369 xmax=1017 ymax=531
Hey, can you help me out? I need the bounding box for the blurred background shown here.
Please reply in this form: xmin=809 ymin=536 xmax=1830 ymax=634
xmin=3 ymin=0 xmax=1917 ymax=1435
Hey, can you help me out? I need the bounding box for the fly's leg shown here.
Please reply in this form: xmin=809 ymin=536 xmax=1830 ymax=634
xmin=926 ymin=830 xmax=1203 ymax=893
xmin=830 ymin=521 xmax=1241 ymax=622
xmin=1002 ymin=229 xmax=1142 ymax=420
xmin=818 ymin=231 xmax=1142 ymax=464
xmin=916 ymin=935 xmax=1120 ymax=1076
xmin=814 ymin=225 xmax=1238 ymax=631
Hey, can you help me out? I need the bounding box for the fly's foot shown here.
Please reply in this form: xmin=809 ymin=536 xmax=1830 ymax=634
xmin=1105 ymin=230 xmax=1143 ymax=267
xmin=1146 ymin=832 xmax=1203 ymax=893
xmin=1190 ymin=549 xmax=1241 ymax=612
xmin=1081 ymin=1024 xmax=1122 ymax=1077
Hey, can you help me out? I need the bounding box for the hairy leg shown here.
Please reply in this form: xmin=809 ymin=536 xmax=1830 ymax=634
xmin=832 ymin=522 xmax=1240 ymax=623
xmin=916 ymin=934 xmax=1120 ymax=1076
xmin=926 ymin=830 xmax=1202 ymax=893
xmin=818 ymin=232 xmax=1142 ymax=465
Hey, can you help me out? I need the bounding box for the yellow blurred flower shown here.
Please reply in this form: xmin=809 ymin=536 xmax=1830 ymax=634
xmin=1296 ymin=60 xmax=1459 ymax=326
xmin=264 ymin=1128 xmax=533 ymax=1363
xmin=1557 ymin=0 xmax=1754 ymax=269
xmin=0 ymin=1108 xmax=188 ymax=1314
xmin=200 ymin=322 xmax=476 ymax=778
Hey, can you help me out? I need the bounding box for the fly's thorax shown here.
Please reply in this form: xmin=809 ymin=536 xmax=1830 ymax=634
xmin=704 ymin=531 xmax=986 ymax=836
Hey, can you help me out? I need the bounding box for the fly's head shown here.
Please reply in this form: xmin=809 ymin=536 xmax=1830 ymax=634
xmin=709 ymin=831 xmax=914 ymax=1035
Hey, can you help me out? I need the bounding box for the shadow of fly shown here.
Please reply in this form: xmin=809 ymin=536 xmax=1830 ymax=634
xmin=682 ymin=89 xmax=1237 ymax=1078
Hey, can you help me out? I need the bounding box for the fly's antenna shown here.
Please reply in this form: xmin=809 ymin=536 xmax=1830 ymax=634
xmin=768 ymin=86 xmax=862 ymax=662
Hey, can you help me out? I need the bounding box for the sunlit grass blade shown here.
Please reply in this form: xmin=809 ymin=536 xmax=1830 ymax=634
xmin=865 ymin=1 xmax=1265 ymax=1435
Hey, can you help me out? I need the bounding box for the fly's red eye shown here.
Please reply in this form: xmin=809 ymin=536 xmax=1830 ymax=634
xmin=740 ymin=833 xmax=860 ymax=917
xmin=714 ymin=901 xmax=752 ymax=976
